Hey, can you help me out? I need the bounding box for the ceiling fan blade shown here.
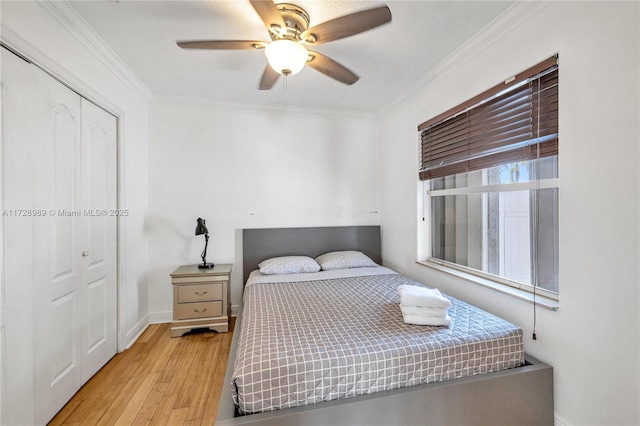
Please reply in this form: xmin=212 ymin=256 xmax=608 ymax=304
xmin=301 ymin=6 xmax=391 ymax=45
xmin=306 ymin=51 xmax=359 ymax=85
xmin=177 ymin=40 xmax=267 ymax=50
xmin=250 ymin=0 xmax=286 ymax=33
xmin=259 ymin=65 xmax=280 ymax=90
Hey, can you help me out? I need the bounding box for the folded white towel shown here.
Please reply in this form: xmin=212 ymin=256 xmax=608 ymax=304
xmin=402 ymin=312 xmax=452 ymax=327
xmin=397 ymin=285 xmax=451 ymax=309
xmin=400 ymin=305 xmax=448 ymax=318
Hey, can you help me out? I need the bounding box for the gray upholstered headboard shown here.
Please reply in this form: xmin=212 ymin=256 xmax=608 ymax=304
xmin=242 ymin=226 xmax=381 ymax=284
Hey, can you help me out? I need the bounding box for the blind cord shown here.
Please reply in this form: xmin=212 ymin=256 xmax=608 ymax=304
xmin=532 ymin=76 xmax=542 ymax=341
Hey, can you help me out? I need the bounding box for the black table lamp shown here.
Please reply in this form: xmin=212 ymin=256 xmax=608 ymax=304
xmin=195 ymin=217 xmax=214 ymax=268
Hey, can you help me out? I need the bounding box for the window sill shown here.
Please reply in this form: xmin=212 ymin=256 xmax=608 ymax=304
xmin=416 ymin=260 xmax=559 ymax=311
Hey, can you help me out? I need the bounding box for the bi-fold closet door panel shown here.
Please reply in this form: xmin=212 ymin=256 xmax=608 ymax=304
xmin=1 ymin=47 xmax=117 ymax=425
xmin=79 ymin=99 xmax=117 ymax=384
xmin=31 ymin=56 xmax=85 ymax=424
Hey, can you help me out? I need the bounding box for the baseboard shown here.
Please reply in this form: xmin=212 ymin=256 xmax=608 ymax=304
xmin=554 ymin=413 xmax=567 ymax=426
xmin=148 ymin=311 xmax=172 ymax=324
xmin=124 ymin=315 xmax=149 ymax=350
xmin=230 ymin=304 xmax=240 ymax=317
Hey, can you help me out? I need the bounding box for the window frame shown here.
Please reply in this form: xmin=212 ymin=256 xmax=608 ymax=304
xmin=417 ymin=57 xmax=560 ymax=307
xmin=424 ymin=176 xmax=559 ymax=302
xmin=416 ymin=259 xmax=560 ymax=310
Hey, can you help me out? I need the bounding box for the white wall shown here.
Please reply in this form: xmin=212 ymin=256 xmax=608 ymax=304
xmin=379 ymin=2 xmax=639 ymax=425
xmin=0 ymin=1 xmax=150 ymax=350
xmin=148 ymin=100 xmax=380 ymax=317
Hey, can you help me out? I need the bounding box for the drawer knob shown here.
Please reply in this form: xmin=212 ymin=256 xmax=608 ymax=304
xmin=82 ymin=251 xmax=89 ymax=257
xmin=194 ymin=290 xmax=208 ymax=296
xmin=194 ymin=308 xmax=207 ymax=313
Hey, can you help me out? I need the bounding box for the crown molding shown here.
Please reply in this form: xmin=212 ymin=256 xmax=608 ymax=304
xmin=378 ymin=0 xmax=552 ymax=119
xmin=151 ymin=94 xmax=378 ymax=122
xmin=1 ymin=25 xmax=125 ymax=119
xmin=38 ymin=0 xmax=152 ymax=102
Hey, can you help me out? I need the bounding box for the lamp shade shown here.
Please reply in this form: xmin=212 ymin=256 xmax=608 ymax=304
xmin=265 ymin=40 xmax=308 ymax=76
xmin=195 ymin=217 xmax=208 ymax=235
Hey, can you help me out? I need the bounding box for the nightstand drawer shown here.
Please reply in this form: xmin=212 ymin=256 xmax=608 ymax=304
xmin=174 ymin=300 xmax=222 ymax=320
xmin=177 ymin=282 xmax=223 ymax=302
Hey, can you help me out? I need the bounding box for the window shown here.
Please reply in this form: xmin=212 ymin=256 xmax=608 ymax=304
xmin=418 ymin=56 xmax=559 ymax=298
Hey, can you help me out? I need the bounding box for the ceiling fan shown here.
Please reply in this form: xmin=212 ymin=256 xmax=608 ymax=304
xmin=176 ymin=0 xmax=392 ymax=90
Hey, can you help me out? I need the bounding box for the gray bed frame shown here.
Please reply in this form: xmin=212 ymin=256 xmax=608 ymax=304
xmin=217 ymin=226 xmax=554 ymax=425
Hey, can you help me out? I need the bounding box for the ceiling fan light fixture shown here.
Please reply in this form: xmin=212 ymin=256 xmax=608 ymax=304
xmin=265 ymin=39 xmax=308 ymax=75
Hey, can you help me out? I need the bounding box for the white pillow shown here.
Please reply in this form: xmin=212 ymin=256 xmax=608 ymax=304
xmin=258 ymin=256 xmax=321 ymax=275
xmin=315 ymin=251 xmax=377 ymax=271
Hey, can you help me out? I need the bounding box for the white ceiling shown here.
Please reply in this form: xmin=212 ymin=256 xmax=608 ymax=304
xmin=69 ymin=0 xmax=514 ymax=113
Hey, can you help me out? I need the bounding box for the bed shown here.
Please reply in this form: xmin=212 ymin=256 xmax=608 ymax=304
xmin=216 ymin=226 xmax=554 ymax=425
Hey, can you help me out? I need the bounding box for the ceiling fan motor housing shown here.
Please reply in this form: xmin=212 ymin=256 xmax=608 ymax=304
xmin=270 ymin=3 xmax=313 ymax=42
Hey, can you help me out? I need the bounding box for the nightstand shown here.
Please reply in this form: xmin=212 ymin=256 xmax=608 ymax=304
xmin=170 ymin=264 xmax=232 ymax=337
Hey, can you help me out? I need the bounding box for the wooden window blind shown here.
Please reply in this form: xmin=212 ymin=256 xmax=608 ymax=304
xmin=418 ymin=56 xmax=558 ymax=181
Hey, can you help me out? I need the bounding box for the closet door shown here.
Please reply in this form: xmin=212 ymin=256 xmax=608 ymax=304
xmin=80 ymin=99 xmax=117 ymax=381
xmin=31 ymin=61 xmax=85 ymax=425
xmin=1 ymin=47 xmax=118 ymax=425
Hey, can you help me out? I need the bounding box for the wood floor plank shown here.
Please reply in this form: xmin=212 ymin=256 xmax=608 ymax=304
xmin=114 ymin=371 xmax=162 ymax=424
xmin=52 ymin=354 xmax=140 ymax=424
xmin=166 ymin=407 xmax=188 ymax=425
xmin=184 ymin=334 xmax=221 ymax=421
xmin=48 ymin=321 xmax=235 ymax=426
xmin=131 ymin=380 xmax=170 ymax=425
xmin=147 ymin=392 xmax=179 ymax=426
xmin=82 ymin=326 xmax=169 ymax=425
xmin=201 ymin=325 xmax=234 ymax=424
xmin=173 ymin=332 xmax=216 ymax=410
xmin=96 ymin=345 xmax=174 ymax=423
xmin=150 ymin=333 xmax=180 ymax=374
xmin=158 ymin=331 xmax=196 ymax=388
xmin=161 ymin=340 xmax=200 ymax=405
xmin=52 ymin=346 xmax=131 ymax=423
xmin=56 ymin=329 xmax=160 ymax=425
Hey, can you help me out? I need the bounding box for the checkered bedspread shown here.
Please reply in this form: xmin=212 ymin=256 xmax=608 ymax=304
xmin=231 ymin=270 xmax=524 ymax=415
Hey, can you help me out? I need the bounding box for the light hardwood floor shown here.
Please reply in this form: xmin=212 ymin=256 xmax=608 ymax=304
xmin=49 ymin=319 xmax=235 ymax=425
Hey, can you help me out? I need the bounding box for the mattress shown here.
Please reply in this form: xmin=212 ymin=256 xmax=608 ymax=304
xmin=231 ymin=267 xmax=524 ymax=415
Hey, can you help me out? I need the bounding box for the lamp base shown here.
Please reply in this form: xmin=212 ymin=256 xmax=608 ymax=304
xmin=198 ymin=262 xmax=215 ymax=269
